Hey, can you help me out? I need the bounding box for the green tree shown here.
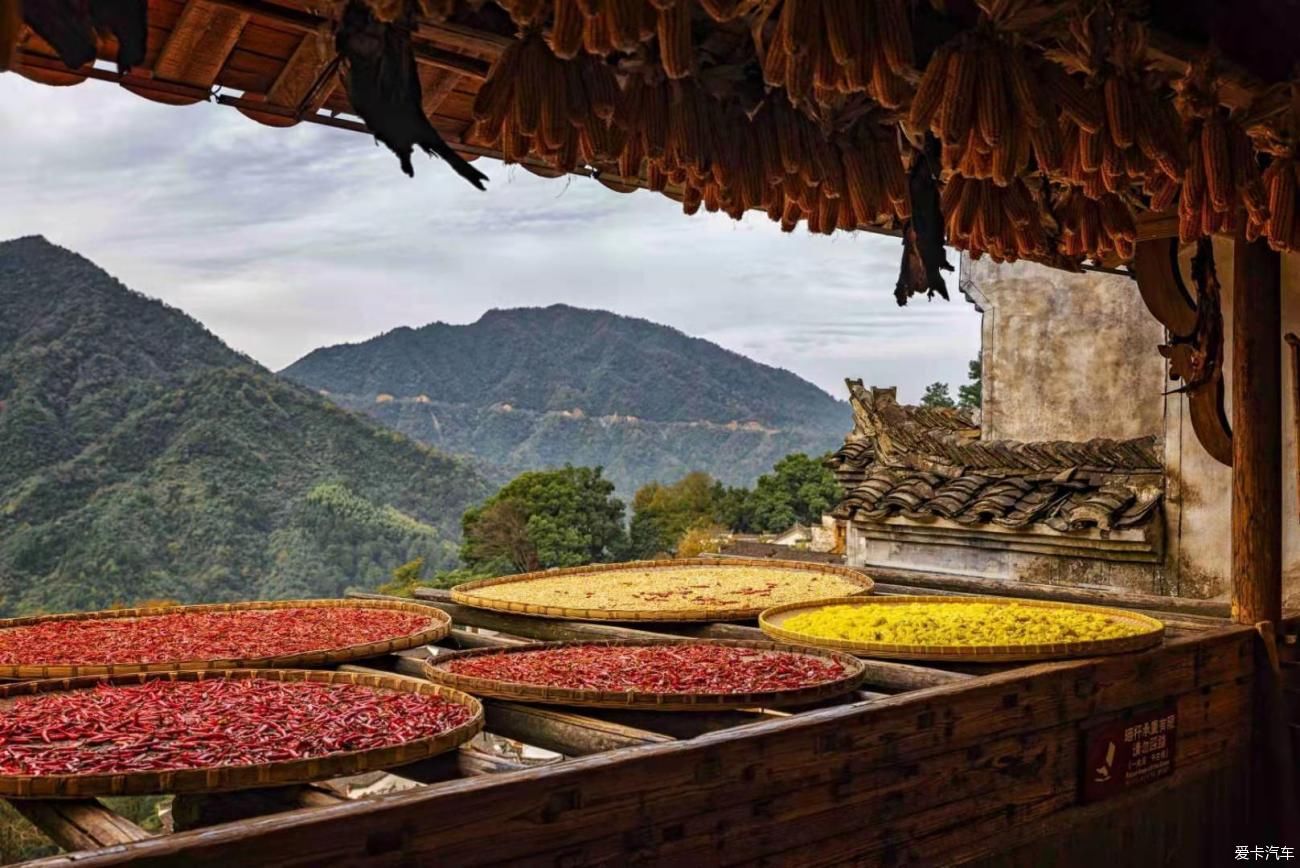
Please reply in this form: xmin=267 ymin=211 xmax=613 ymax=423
xmin=920 ymin=381 xmax=956 ymax=408
xmin=958 ymin=359 xmax=982 ymax=409
xmin=747 ymin=453 xmax=840 ymax=533
xmin=710 ymin=484 xmax=756 ymax=533
xmin=461 ymin=466 xmax=626 ymax=574
xmin=627 ymin=471 xmax=722 ymax=558
xmin=377 ymin=557 xmax=426 ymax=597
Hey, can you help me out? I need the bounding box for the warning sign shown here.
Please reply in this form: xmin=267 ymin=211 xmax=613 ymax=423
xmin=1080 ymin=702 xmax=1177 ymax=803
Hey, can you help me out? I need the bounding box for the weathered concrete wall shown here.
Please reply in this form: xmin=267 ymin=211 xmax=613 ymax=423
xmin=963 ymin=255 xmax=1167 ymax=442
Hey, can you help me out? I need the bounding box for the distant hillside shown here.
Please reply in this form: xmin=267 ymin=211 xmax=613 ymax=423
xmin=282 ymin=305 xmax=851 ymax=494
xmin=0 ymin=237 xmax=489 ymax=616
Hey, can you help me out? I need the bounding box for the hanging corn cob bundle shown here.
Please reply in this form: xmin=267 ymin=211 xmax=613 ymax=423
xmin=1173 ymin=59 xmax=1268 ymax=244
xmin=1243 ymin=80 xmax=1300 ymax=252
xmin=940 ymin=174 xmax=1049 ymax=263
xmin=471 ymin=31 xmax=626 ymax=172
xmin=1053 ymin=186 xmax=1137 ymax=259
xmin=837 ymin=115 xmax=910 ymax=229
xmin=758 ymin=0 xmax=913 ymax=109
xmin=909 ymin=28 xmax=1061 ymax=185
xmin=1044 ymin=7 xmax=1185 ymax=201
xmin=361 ymin=0 xmax=457 ymax=20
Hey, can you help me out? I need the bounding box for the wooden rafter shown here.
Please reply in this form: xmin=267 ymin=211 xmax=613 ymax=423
xmin=152 ymin=0 xmax=249 ymax=89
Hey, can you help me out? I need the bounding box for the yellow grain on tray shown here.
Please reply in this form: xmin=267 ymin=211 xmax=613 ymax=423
xmin=467 ymin=566 xmax=863 ymax=612
xmin=782 ymin=602 xmax=1149 ymax=646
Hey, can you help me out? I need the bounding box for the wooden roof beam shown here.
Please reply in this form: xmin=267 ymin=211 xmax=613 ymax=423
xmin=202 ymin=0 xmax=495 ymax=78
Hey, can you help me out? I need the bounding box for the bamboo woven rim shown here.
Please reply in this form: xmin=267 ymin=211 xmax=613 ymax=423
xmin=0 ymin=668 xmax=483 ymax=799
xmin=450 ymin=558 xmax=874 ymax=622
xmin=422 ymin=638 xmax=867 ymax=710
xmin=759 ymin=595 xmax=1166 ymax=662
xmin=0 ymin=599 xmax=451 ymax=679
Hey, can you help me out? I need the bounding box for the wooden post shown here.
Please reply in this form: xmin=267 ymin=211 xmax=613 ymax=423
xmin=1231 ymin=236 xmax=1283 ymax=625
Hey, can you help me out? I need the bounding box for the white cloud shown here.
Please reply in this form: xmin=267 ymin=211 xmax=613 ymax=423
xmin=0 ymin=71 xmax=980 ymax=402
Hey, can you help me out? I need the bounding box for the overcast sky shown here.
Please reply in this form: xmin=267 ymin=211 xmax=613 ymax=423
xmin=0 ymin=72 xmax=980 ymax=402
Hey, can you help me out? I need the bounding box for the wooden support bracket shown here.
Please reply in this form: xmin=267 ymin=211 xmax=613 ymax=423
xmin=1134 ymin=238 xmax=1233 ymax=466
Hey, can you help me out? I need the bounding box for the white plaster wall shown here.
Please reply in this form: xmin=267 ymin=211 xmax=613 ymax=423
xmin=846 ymin=525 xmax=1167 ymax=593
xmin=1160 ymin=242 xmax=1300 ymax=605
xmin=963 ymin=255 xmax=1168 ymax=443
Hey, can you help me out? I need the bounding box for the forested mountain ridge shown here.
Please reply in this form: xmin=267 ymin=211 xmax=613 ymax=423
xmin=0 ymin=237 xmax=490 ymax=616
xmin=0 ymin=235 xmax=241 ymax=490
xmin=282 ymin=305 xmax=852 ymax=494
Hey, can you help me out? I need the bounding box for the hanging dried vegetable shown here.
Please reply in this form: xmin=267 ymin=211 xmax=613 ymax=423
xmin=0 ymin=0 xmax=20 ymax=72
xmin=895 ymin=137 xmax=953 ymax=305
xmin=19 ymin=0 xmax=147 ymax=73
xmin=1173 ymin=59 xmax=1268 ymax=243
xmin=337 ymin=1 xmax=489 ymax=186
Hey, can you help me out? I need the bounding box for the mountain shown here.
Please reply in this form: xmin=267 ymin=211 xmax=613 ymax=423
xmin=281 ymin=305 xmax=852 ymax=495
xmin=0 ymin=237 xmax=490 ymax=616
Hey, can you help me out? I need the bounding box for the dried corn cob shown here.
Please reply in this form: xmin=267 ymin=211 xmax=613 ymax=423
xmin=656 ymin=0 xmax=693 ymax=80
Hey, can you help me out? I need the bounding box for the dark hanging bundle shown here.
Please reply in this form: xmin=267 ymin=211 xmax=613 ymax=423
xmin=894 ymin=137 xmax=952 ymax=306
xmin=22 ymin=0 xmax=147 ymax=73
xmin=336 ymin=1 xmax=489 ymax=187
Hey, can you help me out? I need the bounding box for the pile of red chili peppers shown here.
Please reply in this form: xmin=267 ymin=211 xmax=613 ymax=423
xmin=443 ymin=644 xmax=849 ymax=694
xmin=0 ymin=608 xmax=435 ymax=667
xmin=0 ymin=679 xmax=473 ymax=776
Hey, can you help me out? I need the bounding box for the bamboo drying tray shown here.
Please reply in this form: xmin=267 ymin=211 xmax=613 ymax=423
xmin=759 ymin=595 xmax=1166 ymax=662
xmin=0 ymin=668 xmax=483 ymax=799
xmin=0 ymin=599 xmax=451 ymax=679
xmin=422 ymin=638 xmax=868 ymax=711
xmin=450 ymin=558 xmax=874 ymax=622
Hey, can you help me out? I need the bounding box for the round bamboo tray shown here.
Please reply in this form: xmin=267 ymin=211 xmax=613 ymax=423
xmin=423 ymin=638 xmax=867 ymax=710
xmin=0 ymin=668 xmax=483 ymax=799
xmin=449 ymin=558 xmax=874 ymax=622
xmin=759 ymin=595 xmax=1166 ymax=662
xmin=0 ymin=599 xmax=451 ymax=679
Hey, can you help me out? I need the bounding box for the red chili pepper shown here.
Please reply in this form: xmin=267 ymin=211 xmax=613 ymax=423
xmin=443 ymin=645 xmax=849 ymax=695
xmin=0 ymin=608 xmax=436 ymax=668
xmin=0 ymin=680 xmax=472 ymax=778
